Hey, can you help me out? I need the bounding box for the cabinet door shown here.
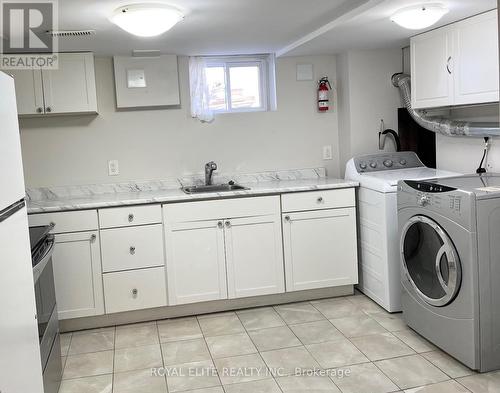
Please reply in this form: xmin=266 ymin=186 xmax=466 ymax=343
xmin=224 ymin=214 xmax=285 ymax=299
xmin=454 ymin=10 xmax=499 ymax=105
xmin=42 ymin=53 xmax=97 ymax=114
xmin=52 ymin=231 xmax=104 ymax=319
xmin=164 ymin=220 xmax=227 ymax=305
xmin=283 ymin=208 xmax=358 ymax=292
xmin=9 ymin=68 xmax=44 ymax=115
xmin=411 ymin=27 xmax=454 ymax=109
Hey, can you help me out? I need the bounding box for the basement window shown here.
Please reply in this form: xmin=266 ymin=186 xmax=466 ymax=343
xmin=190 ymin=55 xmax=277 ymax=120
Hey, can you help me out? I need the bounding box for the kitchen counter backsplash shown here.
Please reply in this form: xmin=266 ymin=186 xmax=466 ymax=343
xmin=26 ymin=167 xmax=327 ymax=202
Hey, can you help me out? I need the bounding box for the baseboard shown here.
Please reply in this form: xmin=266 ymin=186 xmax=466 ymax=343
xmin=60 ymin=285 xmax=354 ymax=333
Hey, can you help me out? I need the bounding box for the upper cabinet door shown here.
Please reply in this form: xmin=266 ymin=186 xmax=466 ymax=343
xmin=411 ymin=27 xmax=454 ymax=109
xmin=454 ymin=10 xmax=499 ymax=106
xmin=224 ymin=214 xmax=285 ymax=299
xmin=42 ymin=52 xmax=97 ymax=114
xmin=9 ymin=68 xmax=44 ymax=115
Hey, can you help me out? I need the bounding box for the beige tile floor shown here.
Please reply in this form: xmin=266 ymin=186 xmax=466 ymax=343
xmin=58 ymin=293 xmax=500 ymax=393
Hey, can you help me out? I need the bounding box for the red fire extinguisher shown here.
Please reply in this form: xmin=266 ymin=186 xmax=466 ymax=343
xmin=318 ymin=77 xmax=332 ymax=112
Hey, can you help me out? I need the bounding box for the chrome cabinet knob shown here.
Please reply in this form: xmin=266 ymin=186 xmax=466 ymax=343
xmin=90 ymin=234 xmax=97 ymax=243
xmin=36 ymin=107 xmax=43 ymax=113
xmin=317 ymin=197 xmax=324 ymax=203
xmin=130 ymin=246 xmax=136 ymax=255
xmin=225 ymin=221 xmax=231 ymax=228
xmin=132 ymin=288 xmax=138 ymax=297
xmin=217 ymin=221 xmax=223 ymax=229
xmin=128 ymin=214 xmax=134 ymax=222
xmin=284 ymin=215 xmax=291 ymax=222
xmin=45 ymin=107 xmax=52 ymax=113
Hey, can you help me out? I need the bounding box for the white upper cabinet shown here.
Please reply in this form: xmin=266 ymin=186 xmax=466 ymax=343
xmin=411 ymin=27 xmax=454 ymax=109
xmin=453 ymin=11 xmax=499 ymax=106
xmin=411 ymin=10 xmax=499 ymax=109
xmin=8 ymin=68 xmax=44 ymax=115
xmin=41 ymin=53 xmax=98 ymax=114
xmin=10 ymin=52 xmax=98 ymax=116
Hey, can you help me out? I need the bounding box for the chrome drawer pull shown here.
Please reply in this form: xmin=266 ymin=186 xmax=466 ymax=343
xmin=132 ymin=288 xmax=138 ymax=298
xmin=130 ymin=246 xmax=136 ymax=255
xmin=128 ymin=214 xmax=134 ymax=222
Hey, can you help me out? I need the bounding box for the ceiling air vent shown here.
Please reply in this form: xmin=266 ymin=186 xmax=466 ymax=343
xmin=46 ymin=30 xmax=96 ymax=38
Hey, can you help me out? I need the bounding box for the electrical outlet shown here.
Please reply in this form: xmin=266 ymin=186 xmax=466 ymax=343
xmin=323 ymin=145 xmax=333 ymax=160
xmin=108 ymin=160 xmax=120 ymax=176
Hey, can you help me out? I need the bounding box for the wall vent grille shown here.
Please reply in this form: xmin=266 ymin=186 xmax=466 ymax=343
xmin=46 ymin=30 xmax=96 ymax=37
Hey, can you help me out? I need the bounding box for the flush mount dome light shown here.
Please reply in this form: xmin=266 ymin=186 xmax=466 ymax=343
xmin=391 ymin=3 xmax=449 ymax=30
xmin=110 ymin=3 xmax=184 ymax=37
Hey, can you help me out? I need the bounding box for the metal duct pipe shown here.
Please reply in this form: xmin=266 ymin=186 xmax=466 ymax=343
xmin=391 ymin=73 xmax=500 ymax=137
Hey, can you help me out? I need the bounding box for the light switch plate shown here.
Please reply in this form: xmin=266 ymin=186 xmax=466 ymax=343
xmin=108 ymin=160 xmax=120 ymax=176
xmin=323 ymin=145 xmax=333 ymax=160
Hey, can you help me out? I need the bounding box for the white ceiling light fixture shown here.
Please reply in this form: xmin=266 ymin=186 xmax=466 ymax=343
xmin=391 ymin=3 xmax=449 ymax=30
xmin=110 ymin=3 xmax=184 ymax=37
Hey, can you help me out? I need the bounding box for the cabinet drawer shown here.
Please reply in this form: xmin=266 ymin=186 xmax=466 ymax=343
xmin=99 ymin=205 xmax=162 ymax=228
xmin=29 ymin=210 xmax=98 ymax=233
xmin=281 ymin=188 xmax=355 ymax=213
xmin=100 ymin=224 xmax=164 ymax=273
xmin=103 ymin=267 xmax=167 ymax=314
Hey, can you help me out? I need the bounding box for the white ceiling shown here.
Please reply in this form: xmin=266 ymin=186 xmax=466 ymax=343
xmin=281 ymin=0 xmax=498 ymax=56
xmin=57 ymin=0 xmax=497 ymax=56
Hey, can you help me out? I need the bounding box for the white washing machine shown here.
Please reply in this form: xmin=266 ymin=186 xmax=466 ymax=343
xmin=398 ymin=174 xmax=500 ymax=372
xmin=345 ymin=152 xmax=457 ymax=312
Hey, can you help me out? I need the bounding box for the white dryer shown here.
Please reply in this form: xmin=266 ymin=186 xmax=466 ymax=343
xmin=345 ymin=152 xmax=457 ymax=312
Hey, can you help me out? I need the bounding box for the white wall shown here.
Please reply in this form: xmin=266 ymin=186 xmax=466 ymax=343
xmin=336 ymin=48 xmax=403 ymax=174
xmin=436 ymin=105 xmax=500 ymax=173
xmin=19 ymin=55 xmax=340 ymax=187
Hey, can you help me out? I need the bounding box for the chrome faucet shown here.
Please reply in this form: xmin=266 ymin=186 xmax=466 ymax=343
xmin=205 ymin=161 xmax=218 ymax=186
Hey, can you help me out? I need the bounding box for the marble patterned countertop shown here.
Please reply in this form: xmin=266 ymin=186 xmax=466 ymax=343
xmin=26 ymin=168 xmax=359 ymax=214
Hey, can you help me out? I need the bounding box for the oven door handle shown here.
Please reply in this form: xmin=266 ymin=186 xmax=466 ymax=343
xmin=33 ymin=237 xmax=55 ymax=283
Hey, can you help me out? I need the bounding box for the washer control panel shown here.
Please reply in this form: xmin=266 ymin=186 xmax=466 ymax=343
xmin=354 ymin=152 xmax=424 ymax=173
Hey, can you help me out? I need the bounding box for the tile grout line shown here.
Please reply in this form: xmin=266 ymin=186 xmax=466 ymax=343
xmin=154 ymin=320 xmax=169 ymax=392
xmin=233 ymin=308 xmax=285 ymax=392
xmin=196 ymin=315 xmax=225 ymax=392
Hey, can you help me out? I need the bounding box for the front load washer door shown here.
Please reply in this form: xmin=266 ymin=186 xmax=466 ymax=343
xmin=401 ymin=215 xmax=462 ymax=307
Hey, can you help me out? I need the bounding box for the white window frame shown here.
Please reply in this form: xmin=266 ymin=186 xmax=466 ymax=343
xmin=204 ymin=55 xmax=276 ymax=114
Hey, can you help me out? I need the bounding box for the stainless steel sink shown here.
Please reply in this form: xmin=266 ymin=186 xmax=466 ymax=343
xmin=182 ymin=183 xmax=249 ymax=194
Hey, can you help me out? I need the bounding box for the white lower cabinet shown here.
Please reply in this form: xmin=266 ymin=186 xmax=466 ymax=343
xmin=103 ymin=267 xmax=167 ymax=314
xmin=225 ymin=215 xmax=284 ymax=299
xmin=282 ymin=207 xmax=358 ymax=292
xmin=52 ymin=231 xmax=104 ymax=320
xmin=164 ymin=219 xmax=228 ymax=305
xmin=163 ymin=196 xmax=285 ymax=305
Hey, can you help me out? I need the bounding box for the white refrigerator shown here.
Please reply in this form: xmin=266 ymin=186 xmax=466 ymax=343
xmin=0 ymin=71 xmax=44 ymax=393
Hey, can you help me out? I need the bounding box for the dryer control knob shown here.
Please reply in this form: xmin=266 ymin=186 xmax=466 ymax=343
xmin=418 ymin=196 xmax=431 ymax=206
xmin=369 ymin=162 xmax=377 ymax=169
xmin=383 ymin=160 xmax=394 ymax=168
xmin=399 ymin=159 xmax=407 ymax=165
xmin=360 ymin=162 xmax=367 ymax=170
